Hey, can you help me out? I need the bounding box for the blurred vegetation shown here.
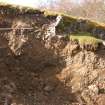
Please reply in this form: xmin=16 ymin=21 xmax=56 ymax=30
xmin=69 ymin=32 xmax=102 ymax=47
xmin=41 ymin=0 xmax=105 ymax=23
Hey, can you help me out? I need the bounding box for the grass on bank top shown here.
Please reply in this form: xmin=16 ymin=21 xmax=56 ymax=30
xmin=69 ymin=32 xmax=103 ymax=46
xmin=1 ymin=3 xmax=105 ymax=31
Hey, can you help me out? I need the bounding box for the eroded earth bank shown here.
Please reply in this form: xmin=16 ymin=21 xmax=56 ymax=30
xmin=0 ymin=4 xmax=105 ymax=105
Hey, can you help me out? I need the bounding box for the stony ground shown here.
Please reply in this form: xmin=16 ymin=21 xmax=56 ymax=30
xmin=0 ymin=35 xmax=105 ymax=105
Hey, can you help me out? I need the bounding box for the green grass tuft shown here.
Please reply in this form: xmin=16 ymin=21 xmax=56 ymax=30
xmin=69 ymin=32 xmax=103 ymax=47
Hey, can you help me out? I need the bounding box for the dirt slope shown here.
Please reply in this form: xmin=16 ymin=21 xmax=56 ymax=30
xmin=0 ymin=4 xmax=105 ymax=105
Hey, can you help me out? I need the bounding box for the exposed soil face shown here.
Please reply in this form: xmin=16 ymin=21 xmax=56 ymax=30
xmin=0 ymin=34 xmax=105 ymax=105
xmin=0 ymin=35 xmax=78 ymax=105
xmin=0 ymin=4 xmax=105 ymax=105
